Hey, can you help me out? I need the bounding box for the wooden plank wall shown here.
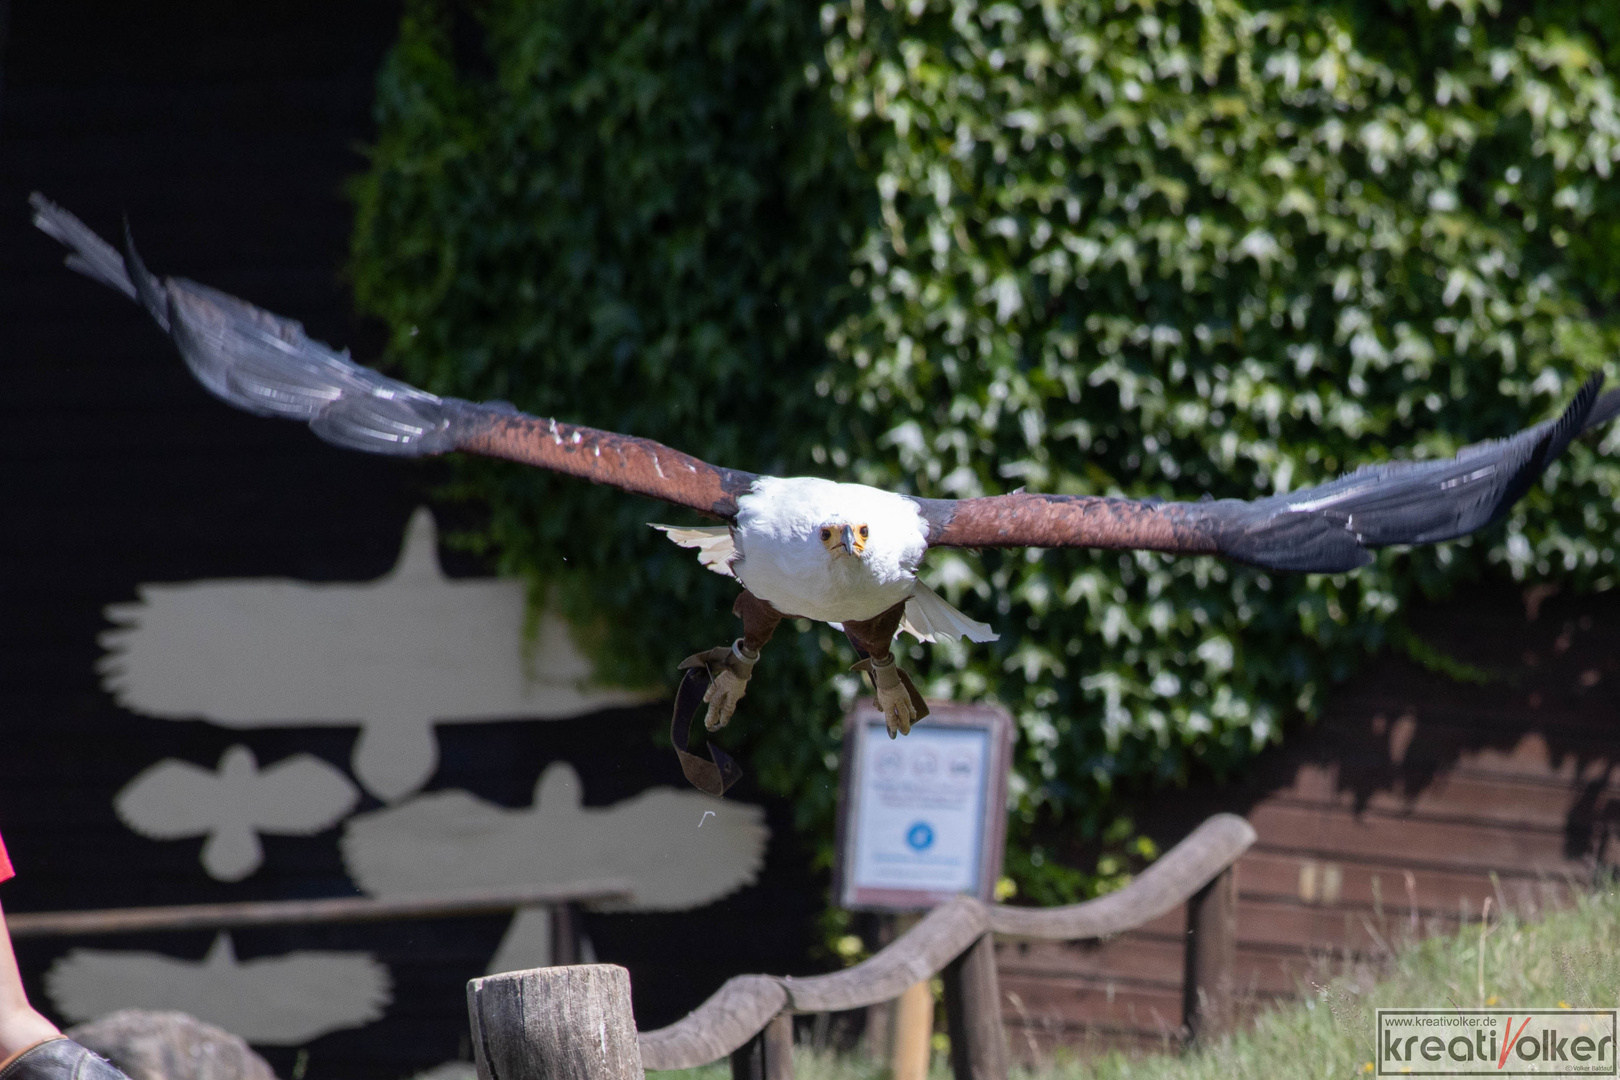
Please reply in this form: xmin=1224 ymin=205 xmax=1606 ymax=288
xmin=998 ymin=586 xmax=1620 ymax=1059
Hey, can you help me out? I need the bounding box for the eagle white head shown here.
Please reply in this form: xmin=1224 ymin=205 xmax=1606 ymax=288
xmin=727 ymin=478 xmax=929 ymax=623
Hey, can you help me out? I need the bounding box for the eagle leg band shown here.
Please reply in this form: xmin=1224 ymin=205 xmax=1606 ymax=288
xmin=680 ymin=639 xmax=759 ymax=732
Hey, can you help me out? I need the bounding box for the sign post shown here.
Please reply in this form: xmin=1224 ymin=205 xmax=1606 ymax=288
xmin=832 ymin=700 xmax=1013 ymax=1080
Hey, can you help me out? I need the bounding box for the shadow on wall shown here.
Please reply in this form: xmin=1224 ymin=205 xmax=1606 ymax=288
xmin=1106 ymin=583 xmax=1620 ymax=866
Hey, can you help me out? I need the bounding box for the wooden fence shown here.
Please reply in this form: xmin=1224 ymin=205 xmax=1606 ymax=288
xmin=467 ymin=813 xmax=1256 ymax=1080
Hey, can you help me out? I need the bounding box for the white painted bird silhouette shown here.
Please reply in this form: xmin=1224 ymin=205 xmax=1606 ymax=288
xmin=97 ymin=509 xmax=651 ymax=801
xmin=341 ymin=761 xmax=768 ymax=912
xmin=115 ymin=745 xmax=359 ymax=881
xmin=341 ymin=762 xmax=770 ymax=973
xmin=45 ymin=933 xmax=391 ymax=1045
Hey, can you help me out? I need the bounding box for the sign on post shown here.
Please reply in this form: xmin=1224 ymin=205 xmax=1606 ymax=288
xmin=833 ymin=701 xmax=1013 ymax=911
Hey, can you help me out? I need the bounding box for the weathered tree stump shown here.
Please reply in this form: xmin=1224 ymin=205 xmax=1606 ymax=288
xmin=467 ymin=964 xmax=643 ymax=1080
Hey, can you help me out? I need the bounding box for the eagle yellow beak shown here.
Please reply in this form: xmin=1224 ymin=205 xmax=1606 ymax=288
xmin=840 ymin=524 xmax=857 ymax=555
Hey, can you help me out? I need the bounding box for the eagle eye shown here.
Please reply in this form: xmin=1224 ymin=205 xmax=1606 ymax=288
xmin=820 ymin=527 xmax=832 ymax=541
xmin=859 ymin=525 xmax=869 ymax=539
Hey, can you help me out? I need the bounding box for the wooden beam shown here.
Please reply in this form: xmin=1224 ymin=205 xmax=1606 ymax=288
xmin=987 ymin=814 xmax=1255 ymax=939
xmin=941 ymin=933 xmax=1007 ymax=1080
xmin=468 ymin=963 xmax=643 ymax=1080
xmin=1183 ymin=863 xmax=1238 ymax=1042
xmin=638 ymin=975 xmax=789 ymax=1071
xmin=6 ymin=880 xmax=633 ymax=938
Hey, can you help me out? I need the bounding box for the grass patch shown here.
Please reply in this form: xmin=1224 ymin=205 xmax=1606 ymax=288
xmin=650 ymin=887 xmax=1620 ymax=1080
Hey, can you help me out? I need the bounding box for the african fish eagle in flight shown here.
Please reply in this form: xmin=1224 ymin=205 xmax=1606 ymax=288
xmin=31 ymin=194 xmax=1620 ymax=738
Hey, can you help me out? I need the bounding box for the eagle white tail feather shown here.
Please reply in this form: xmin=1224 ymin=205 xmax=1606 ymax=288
xmin=901 ymin=582 xmax=998 ymax=643
xmin=651 ymin=524 xmax=737 ymax=578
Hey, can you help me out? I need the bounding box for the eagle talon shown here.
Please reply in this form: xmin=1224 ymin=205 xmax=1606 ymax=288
xmin=880 ymin=688 xmax=918 ymax=738
xmin=688 ymin=638 xmax=759 ymax=732
xmin=854 ymin=654 xmax=919 ymax=737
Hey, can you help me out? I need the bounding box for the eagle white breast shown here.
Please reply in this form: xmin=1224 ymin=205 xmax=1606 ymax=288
xmin=730 ymin=477 xmax=929 ymax=623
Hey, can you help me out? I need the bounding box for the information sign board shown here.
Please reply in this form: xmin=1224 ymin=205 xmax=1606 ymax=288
xmin=832 ymin=700 xmax=1013 ymax=911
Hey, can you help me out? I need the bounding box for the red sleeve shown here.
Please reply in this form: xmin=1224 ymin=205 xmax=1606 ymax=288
xmin=0 ymin=831 xmax=13 ymax=884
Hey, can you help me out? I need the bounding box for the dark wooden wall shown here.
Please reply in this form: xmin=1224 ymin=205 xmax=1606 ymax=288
xmin=0 ymin=5 xmax=820 ymax=1079
xmin=997 ymin=585 xmax=1620 ymax=1057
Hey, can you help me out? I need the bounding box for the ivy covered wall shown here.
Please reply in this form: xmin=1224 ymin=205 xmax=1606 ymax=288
xmin=350 ymin=0 xmax=1620 ymax=904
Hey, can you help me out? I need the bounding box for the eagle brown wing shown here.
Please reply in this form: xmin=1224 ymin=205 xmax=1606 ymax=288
xmin=31 ymin=194 xmax=757 ymax=520
xmin=914 ymin=375 xmax=1618 ymax=573
xmin=34 ymin=193 xmax=1617 ymax=554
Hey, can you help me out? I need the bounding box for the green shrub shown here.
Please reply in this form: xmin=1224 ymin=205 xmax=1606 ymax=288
xmin=351 ymin=0 xmax=1620 ymax=900
xmin=349 ymin=0 xmax=874 ymax=835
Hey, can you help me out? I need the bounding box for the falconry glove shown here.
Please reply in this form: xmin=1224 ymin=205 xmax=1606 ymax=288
xmin=680 ymin=638 xmax=759 ymax=732
xmin=852 ymin=654 xmax=927 ymax=737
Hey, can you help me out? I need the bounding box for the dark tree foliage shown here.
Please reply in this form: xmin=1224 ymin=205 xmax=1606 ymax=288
xmin=349 ymin=0 xmax=875 ymax=841
xmin=352 ymin=0 xmax=1620 ymax=906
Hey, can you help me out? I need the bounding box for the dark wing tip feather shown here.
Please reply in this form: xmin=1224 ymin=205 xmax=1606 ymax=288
xmin=1189 ymin=500 xmax=1374 ymax=573
xmin=310 ymin=389 xmax=468 ymax=455
xmin=121 ymin=220 xmax=173 ymax=331
xmin=1483 ymin=372 xmax=1600 ymax=514
xmin=29 ymin=193 xmax=139 ymax=304
xmin=927 ymin=376 xmax=1611 ymax=574
xmin=29 ymin=194 xmax=462 ymax=457
xmin=1582 ymin=384 xmax=1620 ymax=434
xmin=1201 ymin=374 xmax=1606 ymax=571
xmin=33 ymin=197 xmax=755 ymax=515
xmin=161 ymin=277 xmax=458 ymax=455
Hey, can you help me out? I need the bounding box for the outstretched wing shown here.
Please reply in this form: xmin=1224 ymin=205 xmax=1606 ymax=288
xmin=31 ymin=195 xmax=758 ymax=521
xmin=35 ymin=194 xmax=1617 ymax=569
xmin=917 ymin=376 xmax=1620 ymax=573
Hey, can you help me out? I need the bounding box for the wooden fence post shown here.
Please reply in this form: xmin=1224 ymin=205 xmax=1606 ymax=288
xmin=550 ymin=903 xmax=580 ymax=966
xmin=1183 ymin=863 xmax=1238 ymax=1043
xmin=468 ymin=963 xmax=643 ymax=1080
xmin=863 ymin=914 xmax=898 ymax=1060
xmin=941 ymin=932 xmax=1008 ymax=1080
xmin=729 ymin=1012 xmax=793 ymax=1080
xmin=892 ymin=980 xmax=933 ymax=1080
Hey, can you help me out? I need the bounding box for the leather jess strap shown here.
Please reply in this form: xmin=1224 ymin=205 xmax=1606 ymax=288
xmin=668 ymin=625 xmax=928 ymax=795
xmin=669 ymin=661 xmax=744 ymax=797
